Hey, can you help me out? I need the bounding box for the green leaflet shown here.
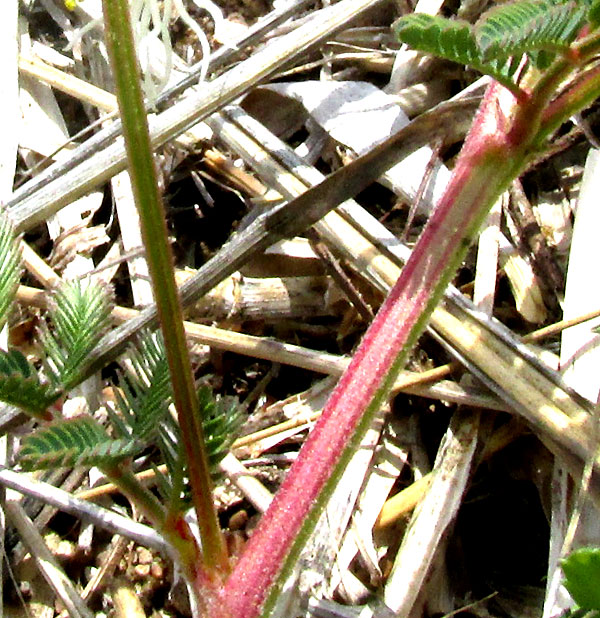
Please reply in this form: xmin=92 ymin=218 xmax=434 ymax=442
xmin=156 ymin=384 xmax=243 ymax=500
xmin=475 ymin=1 xmax=587 ymax=62
xmin=112 ymin=332 xmax=172 ymax=443
xmin=17 ymin=324 xmax=242 ymax=503
xmin=117 ymin=332 xmax=242 ymax=475
xmin=394 ymin=0 xmax=596 ymax=90
xmin=111 ymin=332 xmax=242 ymax=503
xmin=393 ymin=14 xmax=522 ymax=92
xmin=19 ymin=416 xmax=141 ymax=470
xmin=0 ymin=349 xmax=61 ymax=419
xmin=395 ymin=14 xmax=479 ymax=64
xmin=590 ymin=0 xmax=600 ymax=28
xmin=0 ymin=269 xmax=112 ymax=420
xmin=153 ymin=382 xmax=242 ymax=509
xmin=197 ymin=386 xmax=243 ymax=470
xmin=0 ymin=214 xmax=21 ymax=329
xmin=40 ymin=279 xmax=113 ymax=391
xmin=562 ymin=547 xmax=600 ymax=610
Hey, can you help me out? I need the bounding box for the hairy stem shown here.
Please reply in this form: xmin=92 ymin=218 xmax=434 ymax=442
xmin=221 ymin=80 xmax=522 ymax=618
xmin=101 ymin=0 xmax=229 ymax=576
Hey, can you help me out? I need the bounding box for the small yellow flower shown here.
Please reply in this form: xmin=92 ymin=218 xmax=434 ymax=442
xmin=64 ymin=0 xmax=77 ymax=9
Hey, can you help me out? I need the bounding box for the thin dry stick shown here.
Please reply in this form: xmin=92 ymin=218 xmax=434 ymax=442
xmin=306 ymin=228 xmax=375 ymax=322
xmin=81 ymin=535 xmax=130 ymax=601
xmin=16 ymin=284 xmax=496 ymax=406
xmin=523 ymin=308 xmax=600 ymax=343
xmin=399 ymin=137 xmax=443 ymax=243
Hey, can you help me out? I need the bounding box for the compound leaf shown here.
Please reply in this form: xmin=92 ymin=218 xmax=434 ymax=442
xmin=156 ymin=384 xmax=243 ymax=505
xmin=394 ymin=13 xmax=522 ymax=92
xmin=198 ymin=386 xmax=243 ymax=470
xmin=19 ymin=416 xmax=141 ymax=470
xmin=112 ymin=331 xmax=172 ymax=442
xmin=394 ymin=14 xmax=479 ymax=65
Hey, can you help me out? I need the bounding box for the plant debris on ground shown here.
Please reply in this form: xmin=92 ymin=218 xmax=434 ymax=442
xmin=2 ymin=0 xmax=600 ymax=616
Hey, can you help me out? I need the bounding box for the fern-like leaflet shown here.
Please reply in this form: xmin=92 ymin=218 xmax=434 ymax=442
xmin=197 ymin=385 xmax=243 ymax=471
xmin=590 ymin=0 xmax=600 ymax=28
xmin=154 ymin=385 xmax=242 ymax=507
xmin=0 ymin=349 xmax=60 ymax=420
xmin=475 ymin=1 xmax=587 ymax=62
xmin=114 ymin=333 xmax=243 ymax=505
xmin=393 ymin=13 xmax=524 ymax=94
xmin=19 ymin=329 xmax=242 ymax=501
xmin=110 ymin=331 xmax=172 ymax=443
xmin=154 ymin=380 xmax=241 ymax=504
xmin=19 ymin=416 xmax=141 ymax=470
xmin=0 ymin=214 xmax=21 ymax=328
xmin=40 ymin=279 xmax=112 ymax=391
xmin=394 ymin=0 xmax=597 ymax=93
xmin=20 ymin=332 xmax=174 ymax=475
xmin=116 ymin=332 xmax=242 ymax=475
xmin=0 ymin=214 xmax=60 ymax=419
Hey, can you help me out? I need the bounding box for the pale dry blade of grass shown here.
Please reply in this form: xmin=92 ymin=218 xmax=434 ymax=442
xmin=112 ymin=172 xmax=154 ymax=305
xmin=499 ymin=230 xmax=548 ymax=324
xmin=18 ymin=54 xmax=117 ymax=112
xmin=327 ymin=416 xmax=410 ymax=598
xmin=544 ymin=147 xmax=600 ymax=617
xmin=4 ymin=499 xmax=94 ymax=618
xmin=560 ymin=148 xmax=600 ymax=401
xmin=381 ymin=408 xmax=480 ymax=616
xmin=18 ymin=59 xmax=70 ymax=162
xmin=8 ymin=0 xmax=388 ymax=233
xmin=473 ymin=201 xmax=502 ymax=314
xmin=254 ymin=80 xmax=451 ymax=214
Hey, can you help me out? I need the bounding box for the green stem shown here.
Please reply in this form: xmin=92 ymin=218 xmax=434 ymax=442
xmin=538 ymin=62 xmax=600 ymax=144
xmin=103 ymin=464 xmax=167 ymax=528
xmin=101 ymin=0 xmax=229 ymax=575
xmin=509 ymin=27 xmax=600 ymax=151
xmin=103 ymin=465 xmax=205 ymax=607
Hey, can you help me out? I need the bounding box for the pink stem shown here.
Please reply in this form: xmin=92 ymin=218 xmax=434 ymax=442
xmin=221 ymin=82 xmax=521 ymax=618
